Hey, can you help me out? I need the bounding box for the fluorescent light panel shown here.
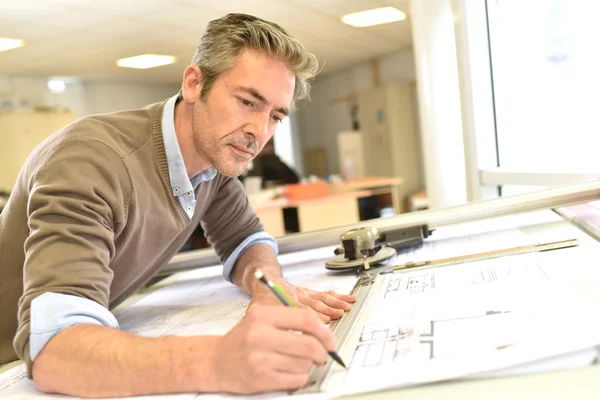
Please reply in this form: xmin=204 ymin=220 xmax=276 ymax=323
xmin=116 ymin=54 xmax=176 ymax=69
xmin=0 ymin=37 xmax=25 ymax=52
xmin=47 ymin=79 xmax=66 ymax=93
xmin=342 ymin=7 xmax=406 ymax=27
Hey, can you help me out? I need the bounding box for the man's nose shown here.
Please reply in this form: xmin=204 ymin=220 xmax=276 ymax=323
xmin=245 ymin=111 xmax=272 ymax=143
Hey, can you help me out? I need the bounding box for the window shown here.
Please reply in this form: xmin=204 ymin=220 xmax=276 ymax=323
xmin=487 ymin=0 xmax=600 ymax=176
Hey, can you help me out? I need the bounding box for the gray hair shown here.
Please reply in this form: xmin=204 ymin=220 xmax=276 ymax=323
xmin=191 ymin=13 xmax=319 ymax=107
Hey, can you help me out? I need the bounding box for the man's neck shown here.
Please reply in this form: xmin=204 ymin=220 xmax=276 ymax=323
xmin=173 ymin=100 xmax=211 ymax=179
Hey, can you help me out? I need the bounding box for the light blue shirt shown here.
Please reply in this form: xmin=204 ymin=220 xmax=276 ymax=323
xmin=29 ymin=94 xmax=278 ymax=361
xmin=160 ymin=94 xmax=217 ymax=218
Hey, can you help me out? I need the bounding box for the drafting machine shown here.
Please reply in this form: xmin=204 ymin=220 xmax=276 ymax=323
xmin=161 ymin=179 xmax=600 ymax=276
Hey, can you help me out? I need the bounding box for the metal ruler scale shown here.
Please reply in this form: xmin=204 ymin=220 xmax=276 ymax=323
xmin=386 ymin=238 xmax=579 ymax=275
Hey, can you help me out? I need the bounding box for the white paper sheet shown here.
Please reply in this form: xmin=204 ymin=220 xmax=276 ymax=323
xmin=322 ymin=252 xmax=600 ymax=396
xmin=115 ymin=246 xmax=359 ymax=338
xmin=0 ymin=363 xmax=197 ymax=400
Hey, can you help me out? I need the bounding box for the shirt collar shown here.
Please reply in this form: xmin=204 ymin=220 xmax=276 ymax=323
xmin=161 ymin=94 xmax=217 ymax=196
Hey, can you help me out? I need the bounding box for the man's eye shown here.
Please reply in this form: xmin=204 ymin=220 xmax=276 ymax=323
xmin=272 ymin=115 xmax=283 ymax=124
xmin=240 ymin=98 xmax=253 ymax=107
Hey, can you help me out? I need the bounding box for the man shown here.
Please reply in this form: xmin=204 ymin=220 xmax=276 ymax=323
xmin=0 ymin=13 xmax=355 ymax=396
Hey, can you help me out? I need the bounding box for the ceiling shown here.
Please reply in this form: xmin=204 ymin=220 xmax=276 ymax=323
xmin=0 ymin=0 xmax=413 ymax=83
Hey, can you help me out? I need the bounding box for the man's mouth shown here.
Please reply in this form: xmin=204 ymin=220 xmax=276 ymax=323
xmin=229 ymin=144 xmax=255 ymax=158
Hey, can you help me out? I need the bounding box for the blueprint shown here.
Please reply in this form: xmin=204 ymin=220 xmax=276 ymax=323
xmin=323 ymin=253 xmax=600 ymax=395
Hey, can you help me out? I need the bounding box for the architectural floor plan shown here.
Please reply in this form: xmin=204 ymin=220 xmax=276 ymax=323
xmin=325 ymin=253 xmax=599 ymax=395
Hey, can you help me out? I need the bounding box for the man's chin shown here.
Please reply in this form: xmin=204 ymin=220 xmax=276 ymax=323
xmin=213 ymin=163 xmax=247 ymax=178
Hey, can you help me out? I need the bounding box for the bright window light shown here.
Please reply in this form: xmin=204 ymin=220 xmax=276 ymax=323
xmin=0 ymin=37 xmax=25 ymax=52
xmin=47 ymin=79 xmax=66 ymax=93
xmin=341 ymin=7 xmax=406 ymax=27
xmin=116 ymin=54 xmax=176 ymax=69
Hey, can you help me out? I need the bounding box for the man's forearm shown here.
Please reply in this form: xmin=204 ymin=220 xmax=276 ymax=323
xmin=231 ymin=243 xmax=283 ymax=295
xmin=32 ymin=324 xmax=221 ymax=397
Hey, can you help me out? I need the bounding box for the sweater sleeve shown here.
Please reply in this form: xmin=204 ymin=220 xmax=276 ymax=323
xmin=13 ymin=140 xmax=131 ymax=377
xmin=201 ymin=176 xmax=266 ymax=267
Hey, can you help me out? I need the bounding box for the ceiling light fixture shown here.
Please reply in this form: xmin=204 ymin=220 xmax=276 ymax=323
xmin=341 ymin=7 xmax=407 ymax=27
xmin=116 ymin=54 xmax=176 ymax=69
xmin=47 ymin=79 xmax=66 ymax=93
xmin=0 ymin=37 xmax=25 ymax=52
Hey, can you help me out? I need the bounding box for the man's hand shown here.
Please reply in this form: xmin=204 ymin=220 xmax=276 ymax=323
xmin=212 ymin=305 xmax=335 ymax=394
xmin=251 ymin=278 xmax=356 ymax=323
xmin=231 ymin=243 xmax=357 ymax=323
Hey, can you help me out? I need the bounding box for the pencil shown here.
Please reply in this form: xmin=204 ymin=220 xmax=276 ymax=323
xmin=254 ymin=269 xmax=347 ymax=369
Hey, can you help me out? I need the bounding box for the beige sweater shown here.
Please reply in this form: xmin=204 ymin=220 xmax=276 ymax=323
xmin=0 ymin=100 xmax=263 ymax=372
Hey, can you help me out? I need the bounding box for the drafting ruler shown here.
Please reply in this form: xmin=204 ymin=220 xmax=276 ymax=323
xmin=298 ymin=237 xmax=580 ymax=394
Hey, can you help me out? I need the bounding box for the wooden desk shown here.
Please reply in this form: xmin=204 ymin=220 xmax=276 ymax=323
xmin=252 ymin=190 xmax=372 ymax=237
xmin=250 ymin=198 xmax=288 ymax=238
xmin=251 ymin=177 xmax=403 ymax=238
xmin=328 ymin=176 xmax=403 ymax=213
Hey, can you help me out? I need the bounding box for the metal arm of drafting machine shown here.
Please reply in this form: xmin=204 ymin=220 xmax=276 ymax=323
xmin=158 ymin=179 xmax=600 ymax=276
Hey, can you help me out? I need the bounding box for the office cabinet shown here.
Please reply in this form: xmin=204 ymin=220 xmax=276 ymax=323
xmin=356 ymin=82 xmax=424 ymax=212
xmin=0 ymin=111 xmax=75 ymax=190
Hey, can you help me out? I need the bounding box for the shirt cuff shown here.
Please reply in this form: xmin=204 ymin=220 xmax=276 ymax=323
xmin=222 ymin=231 xmax=279 ymax=282
xmin=30 ymin=292 xmax=119 ymax=361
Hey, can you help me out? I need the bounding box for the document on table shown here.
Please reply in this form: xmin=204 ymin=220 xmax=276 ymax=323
xmin=321 ymin=251 xmax=600 ymax=396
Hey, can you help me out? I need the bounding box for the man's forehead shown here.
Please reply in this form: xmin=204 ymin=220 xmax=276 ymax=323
xmin=228 ymin=49 xmax=295 ymax=101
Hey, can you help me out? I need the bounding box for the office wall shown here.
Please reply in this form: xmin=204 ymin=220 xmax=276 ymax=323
xmin=295 ymin=49 xmax=416 ymax=175
xmin=83 ymin=81 xmax=180 ymax=115
xmin=0 ymin=75 xmax=180 ymax=118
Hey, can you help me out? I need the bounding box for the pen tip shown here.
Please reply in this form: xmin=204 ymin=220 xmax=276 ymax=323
xmin=254 ymin=269 xmax=264 ymax=279
xmin=329 ymin=352 xmax=347 ymax=369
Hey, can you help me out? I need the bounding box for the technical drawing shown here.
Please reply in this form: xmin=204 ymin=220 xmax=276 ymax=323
xmin=384 ymin=273 xmax=435 ymax=298
xmin=419 ymin=310 xmax=517 ymax=359
xmin=472 ymin=266 xmax=512 ymax=285
xmin=345 ymin=259 xmax=561 ymax=377
xmin=346 ymin=308 xmax=538 ymax=372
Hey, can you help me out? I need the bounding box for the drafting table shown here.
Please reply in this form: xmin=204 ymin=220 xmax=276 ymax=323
xmin=117 ymin=205 xmax=600 ymax=399
xmin=2 ymin=199 xmax=600 ymax=398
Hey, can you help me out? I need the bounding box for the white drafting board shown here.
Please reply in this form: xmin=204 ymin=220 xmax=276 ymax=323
xmin=2 ymin=210 xmax=599 ymax=399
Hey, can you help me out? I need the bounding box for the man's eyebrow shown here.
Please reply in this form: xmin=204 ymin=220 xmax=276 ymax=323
xmin=238 ymin=86 xmax=290 ymax=117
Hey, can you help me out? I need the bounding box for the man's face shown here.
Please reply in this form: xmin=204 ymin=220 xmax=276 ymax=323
xmin=192 ymin=48 xmax=295 ymax=177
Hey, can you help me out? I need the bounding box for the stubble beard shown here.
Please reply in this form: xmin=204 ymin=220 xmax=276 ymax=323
xmin=192 ymin=107 xmax=253 ymax=178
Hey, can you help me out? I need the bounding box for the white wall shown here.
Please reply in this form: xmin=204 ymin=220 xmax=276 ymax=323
xmin=0 ymin=75 xmax=180 ymax=118
xmin=410 ymin=0 xmax=467 ymax=209
xmin=295 ymin=49 xmax=416 ymax=175
xmin=0 ymin=76 xmax=47 ymax=107
xmin=83 ymin=81 xmax=180 ymax=115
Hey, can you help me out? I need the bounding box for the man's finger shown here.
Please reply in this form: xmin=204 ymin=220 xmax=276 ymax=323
xmin=257 ymin=327 xmax=329 ymax=365
xmin=299 ymin=296 xmax=344 ymax=320
xmin=270 ymin=351 xmax=321 ymax=374
xmin=310 ymin=292 xmax=353 ymax=311
xmin=246 ymin=306 xmax=336 ymax=351
xmin=327 ymin=290 xmax=357 ymax=303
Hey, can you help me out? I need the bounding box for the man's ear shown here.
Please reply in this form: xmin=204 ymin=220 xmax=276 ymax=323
xmin=181 ymin=64 xmax=203 ymax=104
